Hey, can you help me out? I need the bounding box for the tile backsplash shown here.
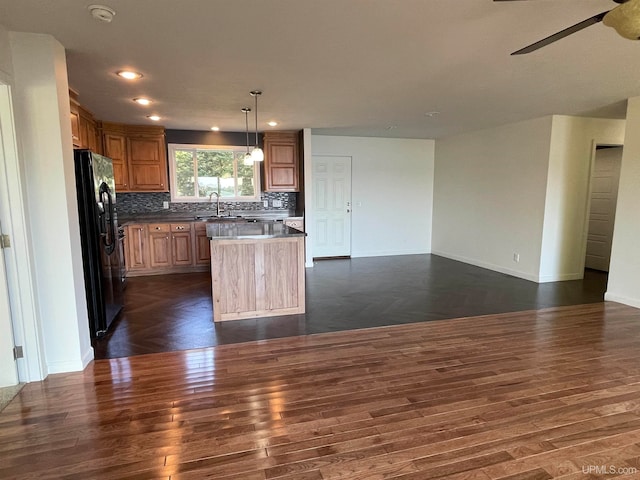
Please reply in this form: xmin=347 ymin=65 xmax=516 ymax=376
xmin=117 ymin=192 xmax=297 ymax=215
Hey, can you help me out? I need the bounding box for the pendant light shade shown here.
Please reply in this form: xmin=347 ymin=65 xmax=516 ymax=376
xmin=250 ymin=90 xmax=264 ymax=162
xmin=241 ymin=107 xmax=253 ymax=165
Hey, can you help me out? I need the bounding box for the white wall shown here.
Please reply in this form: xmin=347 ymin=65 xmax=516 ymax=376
xmin=9 ymin=32 xmax=93 ymax=374
xmin=607 ymin=97 xmax=640 ymax=308
xmin=432 ymin=116 xmax=553 ymax=281
xmin=540 ymin=116 xmax=625 ymax=282
xmin=311 ymin=135 xmax=434 ymax=258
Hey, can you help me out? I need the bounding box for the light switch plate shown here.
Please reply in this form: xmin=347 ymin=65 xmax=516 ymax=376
xmin=163 ymin=201 xmax=169 ymax=209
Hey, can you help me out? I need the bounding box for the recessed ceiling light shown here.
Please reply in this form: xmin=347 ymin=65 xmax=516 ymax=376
xmin=117 ymin=70 xmax=142 ymax=80
xmin=267 ymin=121 xmax=278 ymax=127
xmin=211 ymin=126 xmax=220 ymax=131
xmin=147 ymin=115 xmax=161 ymax=121
xmin=424 ymin=111 xmax=440 ymax=117
xmin=133 ymin=97 xmax=151 ymax=106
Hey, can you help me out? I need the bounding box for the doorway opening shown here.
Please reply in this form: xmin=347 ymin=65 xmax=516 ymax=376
xmin=584 ymin=144 xmax=623 ymax=284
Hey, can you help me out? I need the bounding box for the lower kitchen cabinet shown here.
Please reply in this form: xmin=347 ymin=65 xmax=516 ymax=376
xmin=123 ymin=218 xmax=302 ymax=277
xmin=194 ymin=222 xmax=212 ymax=265
xmin=148 ymin=224 xmax=172 ymax=268
xmin=125 ymin=224 xmax=149 ymax=271
xmin=171 ymin=223 xmax=193 ymax=266
xmin=124 ymin=222 xmax=207 ymax=276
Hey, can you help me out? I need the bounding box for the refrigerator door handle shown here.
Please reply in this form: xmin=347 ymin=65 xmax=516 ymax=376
xmin=99 ymin=182 xmax=116 ymax=255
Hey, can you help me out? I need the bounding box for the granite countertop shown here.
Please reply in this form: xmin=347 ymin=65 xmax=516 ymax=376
xmin=118 ymin=210 xmax=297 ymax=225
xmin=206 ymin=222 xmax=306 ymax=239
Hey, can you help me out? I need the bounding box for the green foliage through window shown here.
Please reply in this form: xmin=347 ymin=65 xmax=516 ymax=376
xmin=170 ymin=145 xmax=258 ymax=200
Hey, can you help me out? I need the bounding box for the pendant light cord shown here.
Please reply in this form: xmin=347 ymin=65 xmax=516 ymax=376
xmin=244 ymin=108 xmax=250 ymax=154
xmin=254 ymin=94 xmax=259 ymax=147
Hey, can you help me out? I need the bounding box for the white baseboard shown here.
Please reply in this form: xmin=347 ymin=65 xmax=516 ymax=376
xmin=351 ymin=248 xmax=429 ymax=258
xmin=81 ymin=346 xmax=94 ymax=369
xmin=47 ymin=357 xmax=89 ymax=375
xmin=604 ymin=292 xmax=640 ymax=309
xmin=538 ymin=272 xmax=584 ymax=283
xmin=431 ymin=250 xmax=539 ymax=282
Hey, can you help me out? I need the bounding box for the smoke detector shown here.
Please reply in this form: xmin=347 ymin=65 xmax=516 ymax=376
xmin=88 ymin=5 xmax=116 ymax=23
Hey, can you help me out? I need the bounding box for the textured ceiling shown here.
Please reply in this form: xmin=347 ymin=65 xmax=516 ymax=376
xmin=0 ymin=0 xmax=635 ymax=139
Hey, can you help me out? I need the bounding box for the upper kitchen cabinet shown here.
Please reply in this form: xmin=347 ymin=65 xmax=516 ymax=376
xmin=263 ymin=131 xmax=301 ymax=192
xmin=101 ymin=122 xmax=169 ymax=193
xmin=69 ymin=90 xmax=100 ymax=152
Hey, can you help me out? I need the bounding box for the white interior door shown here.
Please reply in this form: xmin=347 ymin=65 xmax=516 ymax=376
xmin=312 ymin=156 xmax=352 ymax=258
xmin=0 ymin=222 xmax=17 ymax=387
xmin=585 ymin=146 xmax=622 ymax=272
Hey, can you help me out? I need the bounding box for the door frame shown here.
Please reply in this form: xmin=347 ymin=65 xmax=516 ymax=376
xmin=579 ymin=140 xmax=623 ymax=276
xmin=0 ymin=77 xmax=45 ymax=382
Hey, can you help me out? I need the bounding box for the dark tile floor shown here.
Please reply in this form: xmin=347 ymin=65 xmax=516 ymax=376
xmin=93 ymin=254 xmax=608 ymax=359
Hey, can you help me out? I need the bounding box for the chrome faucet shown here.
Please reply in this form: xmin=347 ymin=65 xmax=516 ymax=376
xmin=209 ymin=191 xmax=220 ymax=216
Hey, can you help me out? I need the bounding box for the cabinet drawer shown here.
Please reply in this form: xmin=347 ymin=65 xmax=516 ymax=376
xmin=171 ymin=223 xmax=192 ymax=232
xmin=148 ymin=223 xmax=170 ymax=233
xmin=194 ymin=222 xmax=207 ymax=232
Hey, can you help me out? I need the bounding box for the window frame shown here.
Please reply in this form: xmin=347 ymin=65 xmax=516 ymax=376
xmin=167 ymin=143 xmax=261 ymax=203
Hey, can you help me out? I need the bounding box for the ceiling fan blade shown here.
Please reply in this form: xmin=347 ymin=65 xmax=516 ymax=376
xmin=511 ymin=10 xmax=610 ymax=55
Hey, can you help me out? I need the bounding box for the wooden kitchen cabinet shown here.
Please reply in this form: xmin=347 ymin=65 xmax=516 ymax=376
xmin=102 ymin=122 xmax=168 ymax=193
xmin=103 ymin=131 xmax=129 ymax=191
xmin=148 ymin=223 xmax=172 ymax=268
xmin=194 ymin=222 xmax=212 ymax=265
xmin=171 ymin=223 xmax=193 ymax=266
xmin=125 ymin=224 xmax=149 ymax=271
xmin=70 ymin=101 xmax=81 ymax=147
xmin=78 ymin=107 xmax=100 ymax=153
xmin=69 ymin=91 xmax=100 ymax=152
xmin=263 ymin=131 xmax=300 ymax=192
xmin=124 ymin=222 xmax=204 ymax=276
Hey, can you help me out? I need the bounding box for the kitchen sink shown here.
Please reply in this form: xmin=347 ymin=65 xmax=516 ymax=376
xmin=193 ymin=215 xmax=245 ymax=222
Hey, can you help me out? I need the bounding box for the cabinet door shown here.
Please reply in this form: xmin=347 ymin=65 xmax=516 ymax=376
xmin=264 ymin=132 xmax=299 ymax=192
xmin=172 ymin=232 xmax=193 ymax=266
xmin=128 ymin=136 xmax=168 ymax=191
xmin=149 ymin=232 xmax=172 ymax=268
xmin=148 ymin=224 xmax=171 ymax=268
xmin=104 ymin=133 xmax=129 ymax=191
xmin=194 ymin=229 xmax=211 ymax=265
xmin=86 ymin=121 xmax=100 ymax=154
xmin=70 ymin=109 xmax=81 ymax=148
xmin=125 ymin=225 xmax=148 ymax=271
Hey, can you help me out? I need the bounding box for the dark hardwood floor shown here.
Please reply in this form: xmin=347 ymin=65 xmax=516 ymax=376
xmin=3 ymin=303 xmax=640 ymax=479
xmin=94 ymin=254 xmax=608 ymax=359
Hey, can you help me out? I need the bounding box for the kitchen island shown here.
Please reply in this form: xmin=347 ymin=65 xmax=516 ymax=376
xmin=206 ymin=222 xmax=306 ymax=322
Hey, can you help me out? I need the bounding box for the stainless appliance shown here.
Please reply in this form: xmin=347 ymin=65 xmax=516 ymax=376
xmin=74 ymin=149 xmax=124 ymax=338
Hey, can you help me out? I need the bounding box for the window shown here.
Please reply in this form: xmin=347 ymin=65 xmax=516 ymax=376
xmin=168 ymin=144 xmax=260 ymax=202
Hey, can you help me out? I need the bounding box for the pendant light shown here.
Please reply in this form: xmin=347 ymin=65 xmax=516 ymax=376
xmin=242 ymin=107 xmax=253 ymax=165
xmin=250 ymin=90 xmax=264 ymax=162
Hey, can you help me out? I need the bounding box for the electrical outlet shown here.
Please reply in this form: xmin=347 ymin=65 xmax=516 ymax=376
xmin=513 ymin=253 xmax=520 ymax=263
xmin=273 ymin=199 xmax=282 ymax=208
xmin=162 ymin=201 xmax=169 ymax=209
xmin=263 ymin=200 xmax=268 ymax=208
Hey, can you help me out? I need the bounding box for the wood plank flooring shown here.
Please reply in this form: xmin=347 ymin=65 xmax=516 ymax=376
xmin=93 ymin=255 xmax=608 ymax=359
xmin=3 ymin=302 xmax=640 ymax=479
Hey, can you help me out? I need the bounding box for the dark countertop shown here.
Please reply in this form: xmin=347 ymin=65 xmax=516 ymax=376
xmin=118 ymin=210 xmax=298 ymax=225
xmin=206 ymin=222 xmax=306 ymax=239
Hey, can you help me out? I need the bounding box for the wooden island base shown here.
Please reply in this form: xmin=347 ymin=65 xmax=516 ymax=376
xmin=210 ymin=236 xmax=305 ymax=321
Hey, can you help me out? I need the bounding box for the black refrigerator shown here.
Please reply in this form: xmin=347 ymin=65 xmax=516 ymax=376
xmin=74 ymin=149 xmax=124 ymax=339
